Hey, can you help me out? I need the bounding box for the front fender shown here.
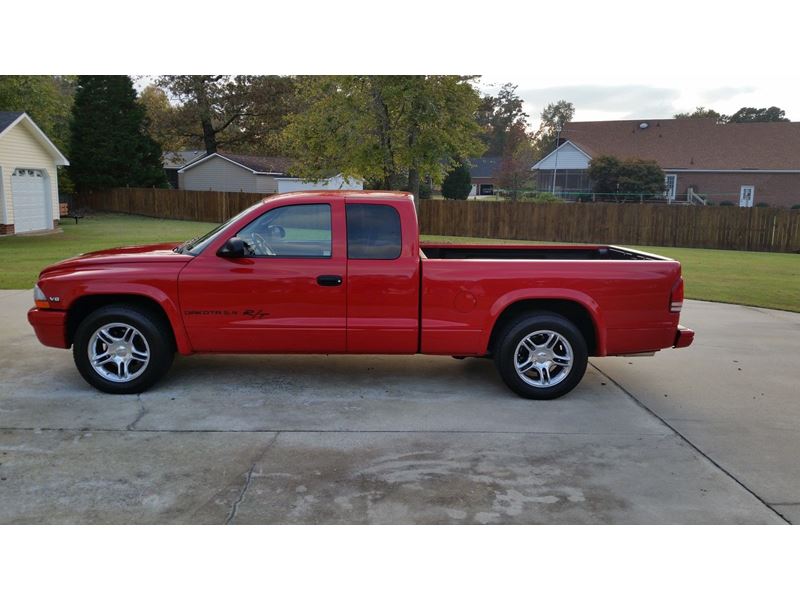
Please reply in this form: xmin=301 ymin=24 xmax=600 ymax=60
xmin=63 ymin=281 xmax=193 ymax=355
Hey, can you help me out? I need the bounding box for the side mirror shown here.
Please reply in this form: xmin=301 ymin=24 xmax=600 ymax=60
xmin=217 ymin=237 xmax=251 ymax=258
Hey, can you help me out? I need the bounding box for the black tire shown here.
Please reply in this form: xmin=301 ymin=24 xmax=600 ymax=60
xmin=72 ymin=304 xmax=175 ymax=394
xmin=494 ymin=311 xmax=588 ymax=400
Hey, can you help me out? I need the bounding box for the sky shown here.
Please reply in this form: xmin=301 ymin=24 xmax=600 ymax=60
xmin=477 ymin=77 xmax=795 ymax=130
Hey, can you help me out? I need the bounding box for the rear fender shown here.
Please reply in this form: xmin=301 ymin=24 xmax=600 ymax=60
xmin=485 ymin=288 xmax=607 ymax=356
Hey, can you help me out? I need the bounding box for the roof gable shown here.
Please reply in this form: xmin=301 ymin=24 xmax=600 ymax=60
xmin=531 ymin=141 xmax=592 ymax=170
xmin=0 ymin=111 xmax=69 ymax=166
xmin=178 ymin=152 xmax=293 ymax=175
xmin=556 ymin=118 xmax=800 ymax=170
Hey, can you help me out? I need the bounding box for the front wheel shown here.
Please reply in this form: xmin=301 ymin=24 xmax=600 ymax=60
xmin=494 ymin=312 xmax=588 ymax=400
xmin=73 ymin=304 xmax=174 ymax=394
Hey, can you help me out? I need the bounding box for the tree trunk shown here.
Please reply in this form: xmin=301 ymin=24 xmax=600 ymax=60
xmin=201 ymin=117 xmax=217 ymax=154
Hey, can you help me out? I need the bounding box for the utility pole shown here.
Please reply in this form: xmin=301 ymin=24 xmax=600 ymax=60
xmin=550 ymin=124 xmax=562 ymax=195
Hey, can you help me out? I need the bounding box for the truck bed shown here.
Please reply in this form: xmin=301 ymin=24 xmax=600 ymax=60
xmin=420 ymin=243 xmax=665 ymax=261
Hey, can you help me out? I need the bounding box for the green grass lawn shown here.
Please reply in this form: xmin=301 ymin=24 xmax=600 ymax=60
xmin=0 ymin=213 xmax=210 ymax=289
xmin=1 ymin=213 xmax=797 ymax=312
xmin=421 ymin=234 xmax=800 ymax=313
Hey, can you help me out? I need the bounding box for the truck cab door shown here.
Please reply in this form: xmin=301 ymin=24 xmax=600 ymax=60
xmin=345 ymin=200 xmax=420 ymax=353
xmin=178 ymin=200 xmax=347 ymax=353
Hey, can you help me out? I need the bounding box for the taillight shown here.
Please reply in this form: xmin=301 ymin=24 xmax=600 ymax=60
xmin=670 ymin=277 xmax=684 ymax=313
xmin=34 ymin=284 xmax=50 ymax=309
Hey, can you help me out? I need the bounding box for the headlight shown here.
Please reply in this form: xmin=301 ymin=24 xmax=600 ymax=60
xmin=34 ymin=284 xmax=50 ymax=309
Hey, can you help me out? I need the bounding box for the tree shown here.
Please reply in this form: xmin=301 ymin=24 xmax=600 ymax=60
xmin=441 ymin=162 xmax=472 ymax=200
xmin=283 ymin=76 xmax=485 ymax=206
xmin=477 ymin=83 xmax=529 ymax=156
xmin=138 ymin=85 xmax=183 ymax=152
xmin=496 ymin=122 xmax=535 ymax=200
xmin=674 ymin=106 xmax=725 ymax=123
xmin=533 ymin=100 xmax=575 ymax=159
xmin=0 ymin=75 xmax=75 ymax=151
xmin=69 ymin=76 xmax=167 ymax=192
xmin=153 ymin=75 xmax=297 ymax=155
xmin=588 ymin=155 xmax=665 ymax=198
xmin=0 ymin=75 xmax=77 ymax=193
xmin=727 ymin=106 xmax=788 ymax=123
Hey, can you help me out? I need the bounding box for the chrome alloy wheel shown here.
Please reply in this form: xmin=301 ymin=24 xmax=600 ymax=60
xmin=87 ymin=322 xmax=151 ymax=383
xmin=514 ymin=330 xmax=573 ymax=388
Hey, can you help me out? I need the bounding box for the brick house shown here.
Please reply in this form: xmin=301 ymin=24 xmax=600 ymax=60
xmin=531 ymin=119 xmax=800 ymax=207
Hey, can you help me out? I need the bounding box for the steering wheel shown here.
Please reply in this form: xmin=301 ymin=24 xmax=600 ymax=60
xmin=251 ymin=232 xmax=276 ymax=256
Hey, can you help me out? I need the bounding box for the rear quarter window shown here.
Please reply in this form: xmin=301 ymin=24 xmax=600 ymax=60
xmin=346 ymin=204 xmax=402 ymax=259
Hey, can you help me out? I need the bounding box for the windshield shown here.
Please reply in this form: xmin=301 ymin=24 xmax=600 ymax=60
xmin=175 ymin=202 xmax=265 ymax=256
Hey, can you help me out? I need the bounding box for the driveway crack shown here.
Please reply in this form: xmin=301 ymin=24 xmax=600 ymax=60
xmin=126 ymin=395 xmax=147 ymax=431
xmin=225 ymin=432 xmax=280 ymax=525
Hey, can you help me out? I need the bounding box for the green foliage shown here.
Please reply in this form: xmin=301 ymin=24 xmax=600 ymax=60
xmin=522 ymin=191 xmax=562 ymax=203
xmin=755 ymin=202 xmax=770 ymax=208
xmin=0 ymin=76 xmax=76 ymax=193
xmin=0 ymin=75 xmax=75 ymax=151
xmin=153 ymin=75 xmax=297 ymax=155
xmin=588 ymin=155 xmax=665 ymax=197
xmin=283 ymin=76 xmax=485 ymax=202
xmin=70 ymin=76 xmax=168 ymax=192
xmin=441 ymin=163 xmax=472 ymax=200
xmin=719 ymin=201 xmax=736 ymax=206
xmin=496 ymin=122 xmax=535 ymax=200
xmin=477 ymin=83 xmax=529 ymax=156
xmin=792 ymin=204 xmax=800 ymax=210
xmin=418 ymin=179 xmax=432 ymax=200
xmin=673 ymin=106 xmax=725 ymax=122
xmin=533 ymin=100 xmax=575 ymax=159
xmin=727 ymin=106 xmax=788 ymax=123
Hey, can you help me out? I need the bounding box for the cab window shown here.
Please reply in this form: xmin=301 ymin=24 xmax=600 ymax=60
xmin=237 ymin=204 xmax=332 ymax=257
xmin=346 ymin=204 xmax=402 ymax=259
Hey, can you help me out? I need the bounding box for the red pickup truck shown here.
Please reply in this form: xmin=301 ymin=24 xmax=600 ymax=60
xmin=28 ymin=191 xmax=694 ymax=399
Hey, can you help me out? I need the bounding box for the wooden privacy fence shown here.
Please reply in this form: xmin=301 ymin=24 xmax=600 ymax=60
xmin=419 ymin=200 xmax=800 ymax=253
xmin=78 ymin=188 xmax=800 ymax=252
xmin=78 ymin=188 xmax=269 ymax=223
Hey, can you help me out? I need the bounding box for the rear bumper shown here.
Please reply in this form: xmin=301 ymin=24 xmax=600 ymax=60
xmin=27 ymin=308 xmax=69 ymax=349
xmin=673 ymin=325 xmax=695 ymax=349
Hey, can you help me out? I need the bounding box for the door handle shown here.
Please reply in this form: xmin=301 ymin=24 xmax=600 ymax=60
xmin=316 ymin=275 xmax=343 ymax=287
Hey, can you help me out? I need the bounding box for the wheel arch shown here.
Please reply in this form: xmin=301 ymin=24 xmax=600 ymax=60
xmin=65 ymin=292 xmax=191 ymax=354
xmin=485 ymin=292 xmax=605 ymax=356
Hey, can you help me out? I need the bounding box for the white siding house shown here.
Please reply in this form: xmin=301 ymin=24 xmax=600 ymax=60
xmin=178 ymin=152 xmax=362 ymax=194
xmin=275 ymin=173 xmax=363 ymax=193
xmin=532 ymin=141 xmax=591 ymax=170
xmin=0 ymin=112 xmax=69 ymax=235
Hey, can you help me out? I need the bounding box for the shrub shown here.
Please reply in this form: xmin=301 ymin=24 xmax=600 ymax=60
xmin=755 ymin=202 xmax=770 ymax=208
xmin=792 ymin=204 xmax=800 ymax=210
xmin=719 ymin=200 xmax=736 ymax=206
xmin=418 ymin=180 xmax=432 ymax=200
xmin=441 ymin=163 xmax=471 ymax=200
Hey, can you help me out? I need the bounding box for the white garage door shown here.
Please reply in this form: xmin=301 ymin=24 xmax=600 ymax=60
xmin=11 ymin=168 xmax=50 ymax=233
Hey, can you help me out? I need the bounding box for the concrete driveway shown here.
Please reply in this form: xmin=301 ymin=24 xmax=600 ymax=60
xmin=0 ymin=290 xmax=796 ymax=524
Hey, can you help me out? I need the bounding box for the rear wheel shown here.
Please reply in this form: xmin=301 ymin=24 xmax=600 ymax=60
xmin=73 ymin=304 xmax=174 ymax=394
xmin=494 ymin=312 xmax=588 ymax=400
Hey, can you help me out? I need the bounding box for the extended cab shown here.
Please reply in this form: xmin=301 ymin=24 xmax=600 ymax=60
xmin=28 ymin=191 xmax=694 ymax=399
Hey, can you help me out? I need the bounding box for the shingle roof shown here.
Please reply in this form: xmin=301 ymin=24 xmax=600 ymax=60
xmin=0 ymin=111 xmax=24 ymax=134
xmin=218 ymin=153 xmax=294 ymax=174
xmin=560 ymin=118 xmax=800 ymax=170
xmin=163 ymin=149 xmax=206 ymax=169
xmin=468 ymin=156 xmax=501 ymax=178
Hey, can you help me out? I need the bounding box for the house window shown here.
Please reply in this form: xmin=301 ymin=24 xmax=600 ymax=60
xmin=739 ymin=185 xmax=755 ymax=208
xmin=664 ymin=175 xmax=677 ymax=201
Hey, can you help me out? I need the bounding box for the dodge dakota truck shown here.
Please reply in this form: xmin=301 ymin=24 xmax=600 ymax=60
xmin=28 ymin=191 xmax=694 ymax=399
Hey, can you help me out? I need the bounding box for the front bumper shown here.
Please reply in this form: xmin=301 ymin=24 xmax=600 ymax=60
xmin=27 ymin=308 xmax=69 ymax=349
xmin=673 ymin=325 xmax=695 ymax=349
